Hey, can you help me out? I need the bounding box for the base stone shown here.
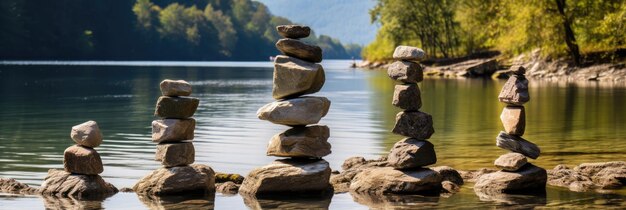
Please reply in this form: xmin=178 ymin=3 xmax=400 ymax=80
xmin=239 ymin=159 xmax=331 ymax=196
xmin=349 ymin=167 xmax=442 ymax=195
xmin=474 ymin=163 xmax=547 ymax=193
xmin=39 ymin=169 xmax=118 ymax=199
xmin=133 ymin=164 xmax=216 ymax=195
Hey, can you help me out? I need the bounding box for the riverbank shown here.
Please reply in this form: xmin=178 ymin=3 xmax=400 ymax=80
xmin=358 ymin=49 xmax=626 ymax=83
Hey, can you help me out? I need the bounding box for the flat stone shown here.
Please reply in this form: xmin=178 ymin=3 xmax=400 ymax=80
xmin=266 ymin=125 xmax=331 ymax=158
xmin=393 ymin=46 xmax=426 ymax=61
xmin=392 ymin=84 xmax=422 ymax=111
xmin=272 ymin=55 xmax=325 ymax=99
xmin=387 ymin=138 xmax=436 ymax=169
xmin=496 ymin=131 xmax=540 ymax=159
xmin=276 ymin=38 xmax=322 ymax=63
xmin=70 ymin=121 xmax=103 ymax=148
xmin=494 ymin=153 xmax=528 ymax=171
xmin=498 ymin=75 xmax=530 ymax=105
xmin=239 ymin=159 xmax=331 ymax=196
xmin=160 ymin=79 xmax=192 ymax=96
xmin=276 ymin=25 xmax=311 ymax=39
xmin=500 ymin=106 xmax=526 ymax=136
xmin=39 ymin=169 xmax=118 ymax=199
xmin=155 ymin=142 xmax=195 ymax=167
xmin=474 ymin=163 xmax=547 ymax=193
xmin=63 ymin=145 xmax=103 ymax=175
xmin=349 ymin=167 xmax=442 ymax=195
xmin=154 ymin=96 xmax=199 ymax=119
xmin=392 ymin=111 xmax=434 ymax=139
xmin=257 ymin=97 xmax=331 ymax=126
xmin=387 ymin=61 xmax=423 ymax=83
xmin=152 ymin=119 xmax=195 ymax=143
xmin=133 ymin=164 xmax=216 ymax=195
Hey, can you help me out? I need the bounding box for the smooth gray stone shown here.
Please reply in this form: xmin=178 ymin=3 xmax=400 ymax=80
xmin=387 ymin=138 xmax=436 ymax=169
xmin=496 ymin=131 xmax=540 ymax=159
xmin=154 ymin=96 xmax=199 ymax=119
xmin=155 ymin=142 xmax=195 ymax=167
xmin=257 ymin=96 xmax=331 ymax=126
xmin=393 ymin=46 xmax=426 ymax=61
xmin=392 ymin=84 xmax=422 ymax=111
xmin=349 ymin=167 xmax=442 ymax=195
xmin=272 ymin=55 xmax=325 ymax=99
xmin=387 ymin=61 xmax=424 ymax=83
xmin=239 ymin=159 xmax=331 ymax=195
xmin=392 ymin=111 xmax=434 ymax=139
xmin=151 ymin=119 xmax=195 ymax=143
xmin=267 ymin=125 xmax=331 ymax=158
xmin=276 ymin=38 xmax=322 ymax=63
xmin=494 ymin=153 xmax=528 ymax=172
xmin=474 ymin=163 xmax=547 ymax=193
xmin=70 ymin=120 xmax=103 ymax=148
xmin=160 ymin=79 xmax=192 ymax=97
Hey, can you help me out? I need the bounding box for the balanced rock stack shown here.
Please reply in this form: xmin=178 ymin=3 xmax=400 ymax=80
xmin=475 ymin=66 xmax=547 ymax=193
xmin=39 ymin=121 xmax=118 ymax=198
xmin=134 ymin=80 xmax=216 ymax=196
xmin=239 ymin=25 xmax=332 ymax=196
xmin=350 ymin=46 xmax=442 ymax=195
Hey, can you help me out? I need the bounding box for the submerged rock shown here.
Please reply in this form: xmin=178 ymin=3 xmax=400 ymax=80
xmin=138 ymin=193 xmax=215 ymax=210
xmin=276 ymin=25 xmax=311 ymax=39
xmin=275 ymin=38 xmax=323 ymax=63
xmin=266 ymin=125 xmax=331 ymax=158
xmin=393 ymin=46 xmax=426 ymax=61
xmin=133 ymin=164 xmax=215 ymax=196
xmin=387 ymin=61 xmax=424 ymax=83
xmin=239 ymin=159 xmax=331 ymax=196
xmin=392 ymin=84 xmax=422 ymax=111
xmin=257 ymin=97 xmax=331 ymax=126
xmin=349 ymin=167 xmax=442 ymax=195
xmin=496 ymin=131 xmax=540 ymax=159
xmin=574 ymin=161 xmax=626 ymax=177
xmin=160 ymin=79 xmax=192 ymax=97
xmin=500 ymin=106 xmax=526 ymax=136
xmin=39 ymin=169 xmax=118 ymax=199
xmin=392 ymin=111 xmax=435 ymax=139
xmin=387 ymin=138 xmax=436 ymax=169
xmin=155 ymin=142 xmax=195 ymax=167
xmin=63 ymin=145 xmax=103 ymax=175
xmin=216 ymin=181 xmax=240 ymax=195
xmin=151 ymin=119 xmax=195 ymax=143
xmin=0 ymin=178 xmax=38 ymax=195
xmin=547 ymin=165 xmax=595 ymax=192
xmin=494 ymin=153 xmax=528 ymax=172
xmin=70 ymin=120 xmax=103 ymax=148
xmin=591 ymin=166 xmax=626 ymax=189
xmin=154 ymin=96 xmax=199 ymax=119
xmin=474 ymin=163 xmax=547 ymax=193
xmin=272 ymin=55 xmax=325 ymax=99
xmin=498 ymin=75 xmax=530 ymax=105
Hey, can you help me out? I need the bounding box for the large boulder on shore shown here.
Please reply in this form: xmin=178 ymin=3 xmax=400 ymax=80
xmin=39 ymin=169 xmax=118 ymax=199
xmin=257 ymin=97 xmax=331 ymax=126
xmin=474 ymin=163 xmax=546 ymax=193
xmin=275 ymin=38 xmax=323 ymax=63
xmin=151 ymin=118 xmax=195 ymax=143
xmin=63 ymin=145 xmax=103 ymax=175
xmin=160 ymin=79 xmax=192 ymax=97
xmin=70 ymin=120 xmax=103 ymax=148
xmin=496 ymin=131 xmax=540 ymax=159
xmin=239 ymin=159 xmax=331 ymax=196
xmin=350 ymin=167 xmax=442 ymax=195
xmin=154 ymin=96 xmax=199 ymax=119
xmin=133 ymin=164 xmax=215 ymax=195
xmin=387 ymin=138 xmax=436 ymax=169
xmin=392 ymin=111 xmax=435 ymax=139
xmin=266 ymin=125 xmax=331 ymax=158
xmin=272 ymin=55 xmax=325 ymax=99
xmin=276 ymin=25 xmax=311 ymax=39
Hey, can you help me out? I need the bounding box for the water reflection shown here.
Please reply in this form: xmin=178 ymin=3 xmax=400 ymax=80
xmin=42 ymin=195 xmax=104 ymax=210
xmin=474 ymin=189 xmax=547 ymax=208
xmin=137 ymin=193 xmax=215 ymax=210
xmin=350 ymin=192 xmax=440 ymax=209
xmin=240 ymin=193 xmax=331 ymax=210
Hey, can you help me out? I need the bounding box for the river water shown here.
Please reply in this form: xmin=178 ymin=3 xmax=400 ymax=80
xmin=0 ymin=60 xmax=625 ymax=209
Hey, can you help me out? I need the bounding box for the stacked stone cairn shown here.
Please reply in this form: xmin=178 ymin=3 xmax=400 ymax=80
xmin=39 ymin=120 xmax=118 ymax=199
xmin=349 ymin=46 xmax=443 ymax=195
xmin=134 ymin=80 xmax=216 ymax=196
xmin=474 ymin=66 xmax=547 ymax=193
xmin=239 ymin=25 xmax=332 ymax=196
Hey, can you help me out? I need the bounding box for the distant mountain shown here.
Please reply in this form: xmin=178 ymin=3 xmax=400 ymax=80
xmin=255 ymin=0 xmax=378 ymax=46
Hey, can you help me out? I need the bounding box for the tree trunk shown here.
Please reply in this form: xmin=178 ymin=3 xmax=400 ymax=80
xmin=555 ymin=0 xmax=581 ymax=66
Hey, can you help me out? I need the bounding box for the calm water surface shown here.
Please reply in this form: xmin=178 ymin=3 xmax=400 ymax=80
xmin=0 ymin=60 xmax=625 ymax=209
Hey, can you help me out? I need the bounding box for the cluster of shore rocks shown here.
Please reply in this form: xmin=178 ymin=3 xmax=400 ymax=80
xmin=474 ymin=67 xmax=547 ymax=194
xmin=239 ymin=25 xmax=333 ymax=197
xmin=133 ymin=80 xmax=216 ymax=196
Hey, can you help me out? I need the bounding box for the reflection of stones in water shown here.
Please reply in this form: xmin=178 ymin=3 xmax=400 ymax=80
xmin=474 ymin=189 xmax=546 ymax=208
xmin=350 ymin=191 xmax=440 ymax=209
xmin=240 ymin=193 xmax=331 ymax=210
xmin=42 ymin=195 xmax=104 ymax=210
xmin=138 ymin=193 xmax=215 ymax=210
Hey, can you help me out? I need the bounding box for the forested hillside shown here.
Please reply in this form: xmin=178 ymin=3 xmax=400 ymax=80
xmin=0 ymin=0 xmax=359 ymax=60
xmin=364 ymin=0 xmax=626 ymax=64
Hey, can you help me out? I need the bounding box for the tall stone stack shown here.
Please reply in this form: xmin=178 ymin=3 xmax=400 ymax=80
xmin=134 ymin=79 xmax=216 ymax=196
xmin=239 ymin=25 xmax=332 ymax=196
xmin=39 ymin=120 xmax=118 ymax=198
xmin=349 ymin=46 xmax=443 ymax=195
xmin=474 ymin=66 xmax=547 ymax=193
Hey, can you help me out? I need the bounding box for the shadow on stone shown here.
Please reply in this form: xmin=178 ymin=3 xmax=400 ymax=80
xmin=138 ymin=193 xmax=215 ymax=210
xmin=240 ymin=192 xmax=331 ymax=210
xmin=350 ymin=191 xmax=440 ymax=209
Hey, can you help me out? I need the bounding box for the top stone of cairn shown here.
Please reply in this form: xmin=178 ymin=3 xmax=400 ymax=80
xmin=160 ymin=79 xmax=192 ymax=97
xmin=276 ymin=25 xmax=311 ymax=39
xmin=70 ymin=120 xmax=103 ymax=148
xmin=393 ymin=46 xmax=426 ymax=61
